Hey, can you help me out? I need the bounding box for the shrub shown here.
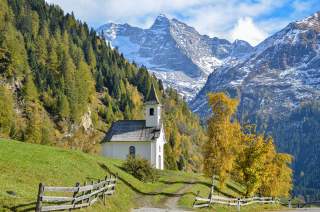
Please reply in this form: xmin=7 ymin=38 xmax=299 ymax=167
xmin=122 ymin=156 xmax=159 ymax=182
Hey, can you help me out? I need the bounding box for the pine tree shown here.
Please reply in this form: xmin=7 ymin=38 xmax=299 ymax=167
xmin=35 ymin=24 xmax=48 ymax=67
xmin=0 ymin=86 xmax=15 ymax=137
xmin=58 ymin=94 xmax=70 ymax=119
xmin=25 ymin=102 xmax=42 ymax=144
xmin=31 ymin=11 xmax=40 ymax=38
xmin=47 ymin=36 xmax=59 ymax=74
xmin=0 ymin=47 xmax=12 ymax=74
xmin=3 ymin=23 xmax=30 ymax=77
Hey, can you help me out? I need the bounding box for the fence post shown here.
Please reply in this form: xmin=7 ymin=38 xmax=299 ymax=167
xmin=97 ymin=179 xmax=101 ymax=202
xmin=89 ymin=180 xmax=94 ymax=205
xmin=192 ymin=191 xmax=200 ymax=208
xmin=70 ymin=182 xmax=80 ymax=211
xmin=237 ymin=198 xmax=241 ymax=212
xmin=103 ymin=175 xmax=109 ymax=205
xmin=288 ymin=199 xmax=292 ymax=208
xmin=81 ymin=181 xmax=87 ymax=207
xmin=36 ymin=183 xmax=44 ymax=212
xmin=209 ymin=175 xmax=214 ymax=204
xmin=113 ymin=173 xmax=118 ymax=193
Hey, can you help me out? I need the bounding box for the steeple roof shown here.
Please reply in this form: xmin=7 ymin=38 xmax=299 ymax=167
xmin=145 ymin=83 xmax=160 ymax=104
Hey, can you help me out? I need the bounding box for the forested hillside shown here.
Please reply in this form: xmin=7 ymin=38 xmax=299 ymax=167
xmin=162 ymin=88 xmax=206 ymax=172
xmin=270 ymin=102 xmax=320 ymax=199
xmin=0 ymin=0 xmax=205 ymax=171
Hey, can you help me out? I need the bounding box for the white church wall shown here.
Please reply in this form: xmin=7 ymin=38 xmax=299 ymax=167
xmin=151 ymin=142 xmax=156 ymax=168
xmin=102 ymin=141 xmax=151 ymax=161
xmin=145 ymin=104 xmax=161 ymax=128
xmin=154 ymin=127 xmax=166 ymax=170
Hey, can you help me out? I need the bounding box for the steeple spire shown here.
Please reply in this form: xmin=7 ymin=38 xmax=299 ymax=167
xmin=145 ymin=83 xmax=160 ymax=104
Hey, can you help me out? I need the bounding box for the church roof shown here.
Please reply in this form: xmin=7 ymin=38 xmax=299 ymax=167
xmin=145 ymin=83 xmax=160 ymax=104
xmin=102 ymin=120 xmax=161 ymax=143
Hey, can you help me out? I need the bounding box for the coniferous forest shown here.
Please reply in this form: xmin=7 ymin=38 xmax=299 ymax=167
xmin=0 ymin=0 xmax=206 ymax=171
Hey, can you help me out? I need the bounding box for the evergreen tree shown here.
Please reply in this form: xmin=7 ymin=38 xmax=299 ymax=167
xmin=58 ymin=94 xmax=70 ymax=119
xmin=25 ymin=102 xmax=42 ymax=144
xmin=0 ymin=47 xmax=12 ymax=74
xmin=0 ymin=86 xmax=15 ymax=137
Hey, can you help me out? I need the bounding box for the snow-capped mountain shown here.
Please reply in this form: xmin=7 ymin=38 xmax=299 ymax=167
xmin=191 ymin=12 xmax=320 ymax=118
xmin=190 ymin=12 xmax=320 ymax=196
xmin=97 ymin=14 xmax=253 ymax=101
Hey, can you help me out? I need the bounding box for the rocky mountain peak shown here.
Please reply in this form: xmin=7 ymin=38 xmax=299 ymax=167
xmin=150 ymin=14 xmax=171 ymax=31
xmin=296 ymin=11 xmax=320 ymax=31
xmin=97 ymin=14 xmax=253 ymax=101
xmin=230 ymin=39 xmax=253 ymax=57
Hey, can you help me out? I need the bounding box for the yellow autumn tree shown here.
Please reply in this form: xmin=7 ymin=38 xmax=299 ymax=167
xmin=203 ymin=92 xmax=242 ymax=187
xmin=258 ymin=146 xmax=293 ymax=197
xmin=204 ymin=92 xmax=293 ymax=196
xmin=234 ymin=128 xmax=273 ymax=196
xmin=236 ymin=132 xmax=293 ymax=197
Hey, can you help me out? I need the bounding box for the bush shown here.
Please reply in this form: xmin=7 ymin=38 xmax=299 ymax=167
xmin=122 ymin=156 xmax=159 ymax=182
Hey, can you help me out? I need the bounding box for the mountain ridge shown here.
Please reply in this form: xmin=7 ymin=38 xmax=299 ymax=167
xmin=97 ymin=15 xmax=253 ymax=101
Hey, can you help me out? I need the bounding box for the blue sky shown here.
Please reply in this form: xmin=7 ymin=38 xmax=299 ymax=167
xmin=45 ymin=0 xmax=320 ymax=46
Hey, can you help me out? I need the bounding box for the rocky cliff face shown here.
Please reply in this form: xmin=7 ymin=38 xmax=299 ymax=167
xmin=97 ymin=14 xmax=253 ymax=101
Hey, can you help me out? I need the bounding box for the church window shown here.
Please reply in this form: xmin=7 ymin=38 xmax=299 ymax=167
xmin=149 ymin=108 xmax=154 ymax=116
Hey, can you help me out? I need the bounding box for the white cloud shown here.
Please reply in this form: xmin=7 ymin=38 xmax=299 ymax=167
xmin=230 ymin=17 xmax=267 ymax=46
xmin=45 ymin=0 xmax=209 ymax=27
xmin=292 ymin=0 xmax=313 ymax=12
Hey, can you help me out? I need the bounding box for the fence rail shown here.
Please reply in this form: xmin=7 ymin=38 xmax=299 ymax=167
xmin=36 ymin=174 xmax=117 ymax=212
xmin=193 ymin=192 xmax=278 ymax=211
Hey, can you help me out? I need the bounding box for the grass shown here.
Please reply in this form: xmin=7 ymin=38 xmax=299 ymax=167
xmin=0 ymin=139 xmax=284 ymax=211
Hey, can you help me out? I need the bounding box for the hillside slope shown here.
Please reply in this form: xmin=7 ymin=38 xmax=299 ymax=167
xmin=0 ymin=0 xmax=205 ymax=172
xmin=0 ymin=139 xmax=198 ymax=211
xmin=0 ymin=140 xmax=282 ymax=212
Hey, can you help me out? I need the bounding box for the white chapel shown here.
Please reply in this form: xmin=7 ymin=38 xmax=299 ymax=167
xmin=101 ymin=84 xmax=166 ymax=170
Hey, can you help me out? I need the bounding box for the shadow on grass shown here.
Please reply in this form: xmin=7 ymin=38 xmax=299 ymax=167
xmin=3 ymin=201 xmax=36 ymax=212
xmin=98 ymin=163 xmax=197 ymax=198
xmin=159 ymin=180 xmax=245 ymax=197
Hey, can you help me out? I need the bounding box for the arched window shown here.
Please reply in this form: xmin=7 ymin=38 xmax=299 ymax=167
xmin=149 ymin=108 xmax=154 ymax=116
xmin=129 ymin=146 xmax=135 ymax=157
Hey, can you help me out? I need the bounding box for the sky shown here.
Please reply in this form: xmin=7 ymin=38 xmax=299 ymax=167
xmin=45 ymin=0 xmax=320 ymax=46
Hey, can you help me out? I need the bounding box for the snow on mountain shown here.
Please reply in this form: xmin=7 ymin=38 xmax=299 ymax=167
xmin=191 ymin=11 xmax=320 ymax=118
xmin=97 ymin=14 xmax=253 ymax=101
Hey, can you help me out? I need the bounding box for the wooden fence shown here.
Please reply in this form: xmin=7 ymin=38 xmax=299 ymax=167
xmin=193 ymin=192 xmax=278 ymax=211
xmin=35 ymin=174 xmax=118 ymax=212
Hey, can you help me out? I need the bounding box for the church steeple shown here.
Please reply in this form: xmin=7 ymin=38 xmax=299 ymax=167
xmin=145 ymin=84 xmax=161 ymax=128
xmin=145 ymin=83 xmax=160 ymax=104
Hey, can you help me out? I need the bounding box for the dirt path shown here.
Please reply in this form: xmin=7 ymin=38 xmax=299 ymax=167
xmin=163 ymin=183 xmax=193 ymax=209
xmin=132 ymin=183 xmax=193 ymax=212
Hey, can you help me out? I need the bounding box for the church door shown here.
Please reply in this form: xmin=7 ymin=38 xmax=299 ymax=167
xmin=158 ymin=155 xmax=161 ymax=169
xmin=129 ymin=146 xmax=135 ymax=157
